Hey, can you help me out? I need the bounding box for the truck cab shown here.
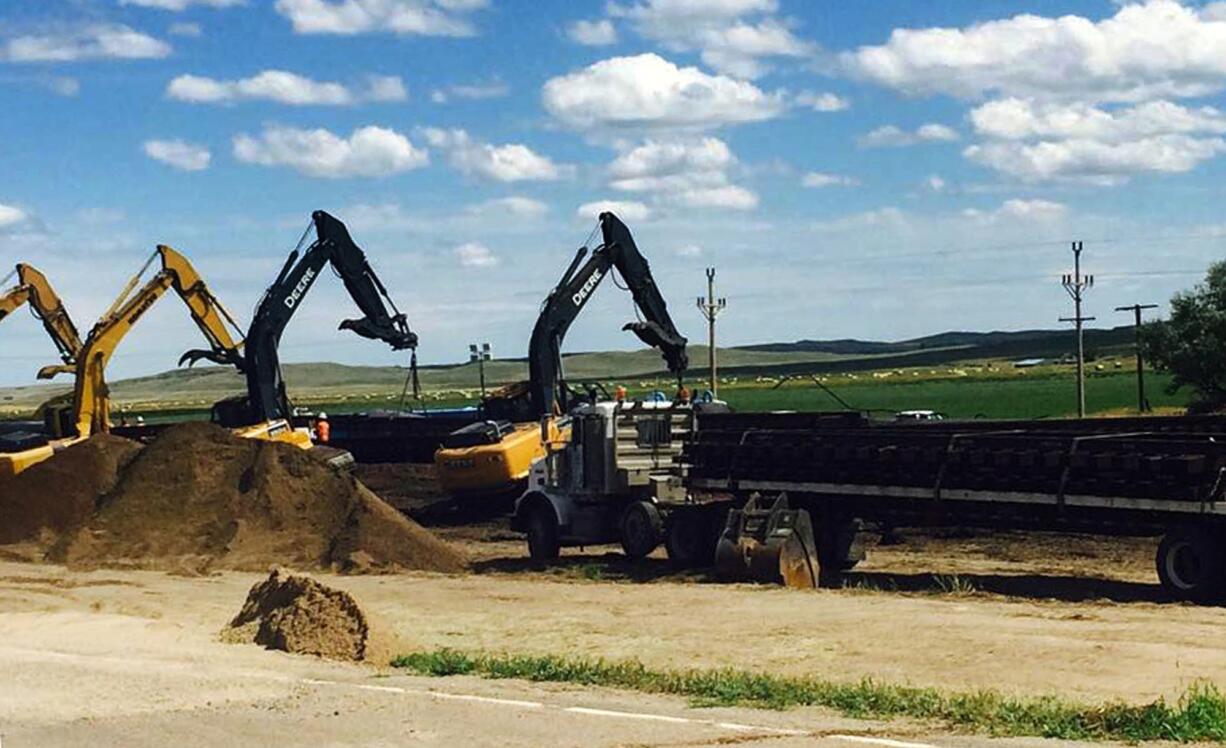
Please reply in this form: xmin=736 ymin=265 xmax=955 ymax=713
xmin=511 ymin=400 xmax=699 ymax=561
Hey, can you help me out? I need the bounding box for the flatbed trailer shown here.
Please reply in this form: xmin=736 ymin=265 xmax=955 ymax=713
xmin=681 ymin=411 xmax=1226 ymax=602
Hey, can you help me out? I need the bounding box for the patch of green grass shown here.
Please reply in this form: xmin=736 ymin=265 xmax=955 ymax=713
xmin=576 ymin=563 xmax=605 ymax=581
xmin=718 ymin=371 xmax=1190 ymax=420
xmin=933 ymin=574 xmax=977 ymax=596
xmin=391 ymin=649 xmax=1226 ymax=743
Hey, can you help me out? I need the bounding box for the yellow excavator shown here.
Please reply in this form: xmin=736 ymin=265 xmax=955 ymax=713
xmin=0 ymin=245 xmax=251 ymax=477
xmin=0 ymin=263 xmax=87 ymax=467
xmin=0 ymin=263 xmax=84 ymax=375
xmin=434 ymin=212 xmax=688 ymax=501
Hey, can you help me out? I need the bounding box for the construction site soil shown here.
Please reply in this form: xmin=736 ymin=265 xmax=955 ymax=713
xmin=0 ymin=434 xmax=143 ymax=545
xmin=222 ymin=567 xmax=392 ymax=663
xmin=2 ymin=423 xmax=466 ymax=575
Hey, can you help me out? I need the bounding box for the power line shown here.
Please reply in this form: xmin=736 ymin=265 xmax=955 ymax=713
xmin=1060 ymin=241 xmax=1094 ymax=418
xmin=1114 ymin=303 xmax=1159 ymax=413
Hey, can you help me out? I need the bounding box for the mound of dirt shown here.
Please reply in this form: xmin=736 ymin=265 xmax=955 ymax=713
xmin=222 ymin=568 xmax=391 ymax=662
xmin=0 ymin=434 xmax=142 ymax=546
xmin=57 ymin=422 xmax=467 ymax=574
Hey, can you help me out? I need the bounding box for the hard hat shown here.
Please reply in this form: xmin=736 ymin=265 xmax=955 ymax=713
xmin=317 ymin=412 xmax=328 ymax=420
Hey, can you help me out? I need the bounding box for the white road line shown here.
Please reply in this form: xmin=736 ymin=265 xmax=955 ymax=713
xmin=831 ymin=735 xmax=940 ymax=748
xmin=428 ymin=691 xmax=546 ymax=709
xmin=564 ymin=706 xmax=693 ymax=723
xmin=304 ymin=677 xmax=808 ymax=736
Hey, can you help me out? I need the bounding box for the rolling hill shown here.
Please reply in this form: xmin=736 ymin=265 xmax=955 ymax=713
xmin=0 ymin=326 xmax=1135 ymax=414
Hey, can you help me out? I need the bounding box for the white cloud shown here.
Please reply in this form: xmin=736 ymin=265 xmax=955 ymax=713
xmin=274 ymin=0 xmax=485 ymax=37
xmin=675 ymin=244 xmax=703 ymax=257
xmin=802 ymin=171 xmax=858 ymax=188
xmin=233 ymin=125 xmax=429 ymax=178
xmin=4 ymin=24 xmax=171 ymax=63
xmin=44 ymin=77 xmax=80 ymax=97
xmin=924 ymin=175 xmax=946 ymax=192
xmin=674 ymin=185 xmax=758 ymax=209
xmin=842 ymin=1 xmax=1226 ymax=104
xmin=420 ymin=127 xmax=567 ymax=182
xmin=567 ymin=19 xmax=618 ymax=46
xmin=169 ymin=22 xmax=203 ymax=37
xmin=466 ymin=196 xmax=549 ymax=218
xmin=857 ymin=123 xmax=959 ymax=148
xmin=695 ymin=19 xmax=814 ymax=79
xmin=965 ymin=98 xmax=1226 ymax=183
xmin=963 ymin=198 xmax=1068 ymax=223
xmin=455 ymin=241 xmax=498 ymax=267
xmin=0 ymin=204 xmax=28 ymax=228
xmin=167 ymin=70 xmax=406 ymax=105
xmin=970 ymin=98 xmax=1226 ymax=142
xmin=606 ymin=136 xmax=758 ymax=210
xmin=795 ymin=91 xmax=848 ymax=112
xmin=366 ymin=75 xmax=409 ymax=102
xmin=577 ymin=200 xmax=652 ymax=222
xmin=120 ymin=0 xmax=243 ymax=9
xmin=609 ymin=137 xmax=731 ymax=191
xmin=542 ymin=53 xmax=785 ymax=131
xmin=608 ymin=0 xmax=813 ymax=79
xmin=144 ymin=139 xmax=212 ymax=171
xmin=964 ymin=135 xmax=1226 ymax=184
xmin=429 ymin=79 xmax=508 ymax=103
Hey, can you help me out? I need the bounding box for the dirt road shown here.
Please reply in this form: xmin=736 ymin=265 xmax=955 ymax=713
xmin=0 ymin=562 xmax=1202 ymax=748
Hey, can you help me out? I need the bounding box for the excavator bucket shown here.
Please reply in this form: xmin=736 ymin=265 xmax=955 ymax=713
xmin=714 ymin=493 xmax=820 ymax=588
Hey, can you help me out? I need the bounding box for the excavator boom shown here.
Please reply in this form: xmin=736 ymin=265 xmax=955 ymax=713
xmin=71 ymin=245 xmax=244 ymax=437
xmin=0 ymin=264 xmax=84 ymax=370
xmin=526 ymin=211 xmax=688 ymax=417
xmin=206 ymin=210 xmax=416 ymax=427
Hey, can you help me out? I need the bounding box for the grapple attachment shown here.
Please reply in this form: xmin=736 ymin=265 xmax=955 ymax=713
xmin=714 ymin=493 xmax=819 ymax=588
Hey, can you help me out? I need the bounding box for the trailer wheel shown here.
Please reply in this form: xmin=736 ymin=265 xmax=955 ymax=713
xmin=1157 ymin=527 xmax=1226 ymax=603
xmin=524 ymin=503 xmax=560 ymax=561
xmin=666 ymin=508 xmax=717 ymax=568
xmin=621 ymin=501 xmax=662 ymax=559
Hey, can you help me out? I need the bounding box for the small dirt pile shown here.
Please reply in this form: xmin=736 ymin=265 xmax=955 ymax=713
xmin=222 ymin=568 xmax=390 ymax=662
xmin=57 ymin=422 xmax=466 ymax=574
xmin=0 ymin=434 xmax=142 ymax=546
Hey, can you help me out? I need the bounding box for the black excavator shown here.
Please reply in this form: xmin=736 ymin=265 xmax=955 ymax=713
xmin=434 ymin=211 xmax=689 ymax=499
xmin=185 ymin=210 xmax=417 ymax=436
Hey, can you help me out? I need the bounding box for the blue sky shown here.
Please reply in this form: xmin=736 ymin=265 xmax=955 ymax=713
xmin=3 ymin=0 xmax=1226 ymax=385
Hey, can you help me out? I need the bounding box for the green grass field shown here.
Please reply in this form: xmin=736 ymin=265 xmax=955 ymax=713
xmin=713 ymin=371 xmax=1189 ymax=420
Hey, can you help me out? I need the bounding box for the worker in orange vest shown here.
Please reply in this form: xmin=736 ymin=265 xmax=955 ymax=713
xmin=315 ymin=412 xmax=331 ymax=444
xmin=614 ymin=384 xmax=627 ymax=401
xmin=676 ymin=384 xmax=691 ymax=404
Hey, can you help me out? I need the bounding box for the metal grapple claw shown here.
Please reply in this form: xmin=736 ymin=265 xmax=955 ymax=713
xmin=714 ymin=493 xmax=820 ymax=588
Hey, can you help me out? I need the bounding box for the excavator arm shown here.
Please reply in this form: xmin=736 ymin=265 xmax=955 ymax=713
xmin=0 ymin=264 xmax=84 ymax=375
xmin=526 ymin=211 xmax=688 ymax=417
xmin=70 ymin=245 xmax=244 ymax=437
xmin=207 ymin=210 xmax=417 ymax=425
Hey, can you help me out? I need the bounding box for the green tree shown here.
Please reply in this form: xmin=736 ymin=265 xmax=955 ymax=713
xmin=1140 ymin=260 xmax=1226 ymax=412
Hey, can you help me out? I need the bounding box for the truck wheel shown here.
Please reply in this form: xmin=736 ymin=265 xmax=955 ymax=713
xmin=666 ymin=509 xmax=716 ymax=568
xmin=620 ymin=501 xmax=662 ymax=559
xmin=525 ymin=505 xmax=560 ymax=561
xmin=1157 ymin=526 xmax=1226 ymax=603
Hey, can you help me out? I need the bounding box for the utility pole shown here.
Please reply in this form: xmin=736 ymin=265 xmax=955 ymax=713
xmin=1114 ymin=303 xmax=1158 ymax=413
xmin=696 ymin=267 xmax=727 ymax=397
xmin=469 ymin=342 xmax=491 ymax=398
xmin=1060 ymin=241 xmax=1094 ymax=418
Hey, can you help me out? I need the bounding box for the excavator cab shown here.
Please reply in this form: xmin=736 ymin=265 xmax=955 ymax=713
xmin=436 ymin=212 xmax=688 ymax=502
